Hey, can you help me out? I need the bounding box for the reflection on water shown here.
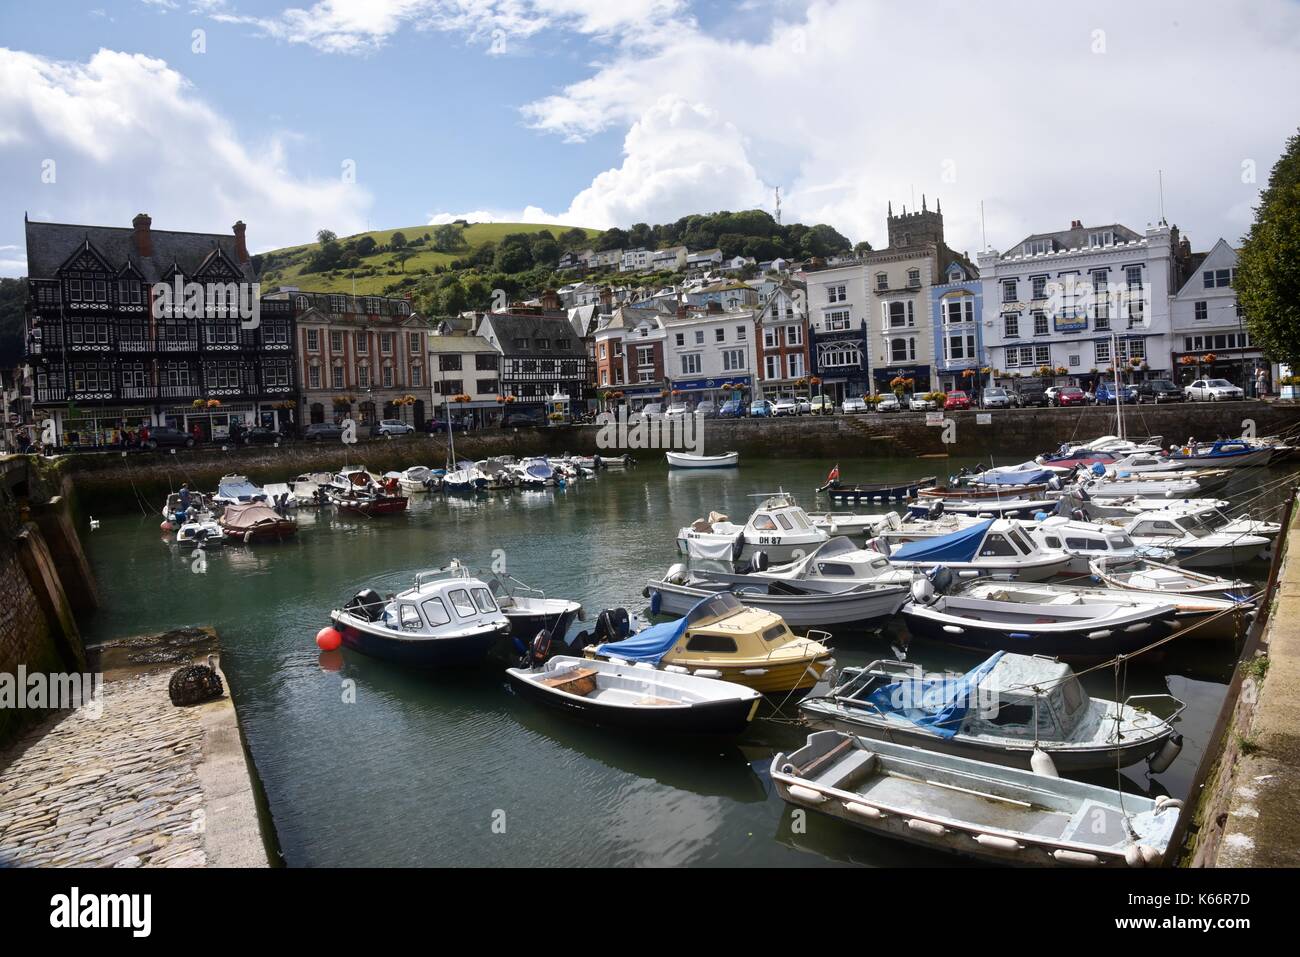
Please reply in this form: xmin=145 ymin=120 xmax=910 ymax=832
xmin=81 ymin=456 xmax=1280 ymax=867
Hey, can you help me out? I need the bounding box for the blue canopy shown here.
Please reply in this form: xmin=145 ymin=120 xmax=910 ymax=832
xmin=891 ymin=519 xmax=994 ymax=564
xmin=595 ymin=616 xmax=689 ymax=665
xmin=217 ymin=480 xmax=264 ymax=502
xmin=976 ymin=468 xmax=1054 ymax=487
xmin=864 ymin=652 xmax=1005 ymax=738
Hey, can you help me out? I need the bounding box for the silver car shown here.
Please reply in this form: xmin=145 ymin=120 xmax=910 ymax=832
xmin=1185 ymin=378 xmax=1245 ymax=401
xmin=841 ymin=397 xmax=868 ymax=414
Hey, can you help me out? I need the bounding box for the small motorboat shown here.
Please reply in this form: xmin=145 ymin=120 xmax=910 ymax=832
xmin=506 ymin=656 xmax=761 ymax=735
xmin=219 ymin=502 xmax=297 ymax=542
xmin=478 ymin=568 xmax=584 ymax=642
xmin=804 ymin=511 xmax=901 ymax=539
xmin=1057 ymin=487 xmax=1230 ymax=520
xmin=475 ymin=458 xmax=517 ymax=489
xmin=900 ymin=571 xmax=1177 ymax=659
xmin=956 ymin=579 xmax=1251 ymax=642
xmin=584 ymin=592 xmax=833 ymax=697
xmin=262 ymin=482 xmax=297 ymax=510
xmin=330 ymin=570 xmax=512 ymax=667
xmin=905 ymin=496 xmax=1057 ymax=520
xmin=1116 ymin=508 xmax=1271 ymax=567
xmin=1027 ymin=516 xmax=1174 ymax=573
xmin=397 ymin=466 xmax=439 ymax=494
xmin=647 ymin=561 xmax=911 ymax=629
xmin=1106 ymin=500 xmax=1281 ymax=543
xmin=1089 ymin=556 xmax=1254 ymax=601
xmin=333 ymin=490 xmax=409 ymax=516
xmin=442 ymin=461 xmax=489 ymax=492
xmin=666 ymin=450 xmax=740 ymax=469
xmin=771 ymin=731 xmax=1181 ymax=867
xmin=512 ymin=457 xmax=556 ymax=488
xmin=876 ymin=518 xmax=1073 ymax=581
xmin=1168 ymin=438 xmax=1277 ymax=468
xmin=692 ymin=535 xmax=914 ymax=595
xmin=213 ymin=474 xmax=267 ymax=505
xmin=799 ymin=651 xmax=1184 ymax=771
xmin=291 ymin=472 xmax=335 ymax=505
xmin=173 ymin=519 xmax=225 ymax=548
xmin=817 ymin=475 xmax=935 ymax=504
xmin=677 ymin=492 xmax=827 ymax=563
xmin=593 ymin=453 xmax=634 ymax=470
xmin=1084 ymin=468 xmax=1232 ymax=497
xmin=161 ymin=490 xmax=211 ymax=526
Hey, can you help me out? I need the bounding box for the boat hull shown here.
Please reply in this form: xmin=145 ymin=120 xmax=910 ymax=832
xmin=902 ymin=606 xmax=1177 ymax=660
xmin=819 ymin=477 xmax=934 ymax=504
xmin=666 ymin=451 xmax=739 ymax=469
xmin=332 ymin=616 xmax=508 ymax=668
xmin=506 ymin=670 xmax=758 ymax=735
xmin=649 ymin=578 xmax=908 ymax=628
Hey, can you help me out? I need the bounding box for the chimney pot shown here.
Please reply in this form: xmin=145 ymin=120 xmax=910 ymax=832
xmin=132 ymin=213 xmax=153 ymax=257
xmin=233 ymin=220 xmax=249 ymax=262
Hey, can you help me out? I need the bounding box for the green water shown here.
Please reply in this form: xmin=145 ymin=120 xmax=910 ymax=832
xmin=80 ymin=456 xmax=1257 ymax=867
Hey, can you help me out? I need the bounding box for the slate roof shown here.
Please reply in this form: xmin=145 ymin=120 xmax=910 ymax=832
xmin=25 ymin=217 xmax=254 ymax=283
xmin=480 ymin=311 xmax=588 ymax=357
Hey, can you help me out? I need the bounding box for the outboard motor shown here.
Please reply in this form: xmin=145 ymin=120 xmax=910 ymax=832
xmin=926 ymin=565 xmax=954 ymax=595
xmin=746 ymin=551 xmax=769 ymax=573
xmin=591 ymin=607 xmax=630 ymax=643
xmin=527 ymin=628 xmax=553 ymax=667
xmin=664 ymin=562 xmax=688 ymax=584
xmin=865 ymin=536 xmax=891 ymax=557
xmin=927 ymin=500 xmax=945 ymax=520
xmin=345 ymin=588 xmax=385 ymax=622
xmin=910 ymin=577 xmax=936 ymax=606
xmin=1071 ymin=508 xmax=1087 ymax=522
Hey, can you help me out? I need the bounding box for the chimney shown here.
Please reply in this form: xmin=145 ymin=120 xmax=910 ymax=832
xmin=233 ymin=220 xmax=249 ymax=262
xmin=599 ymin=286 xmax=613 ymax=311
xmin=132 ymin=213 xmax=153 ymax=257
xmin=540 ymin=288 xmax=561 ymax=312
xmin=1070 ymin=220 xmax=1082 ymax=230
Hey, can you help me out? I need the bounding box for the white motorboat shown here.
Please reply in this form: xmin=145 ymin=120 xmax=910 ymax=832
xmin=905 ymin=496 xmax=1057 ymax=520
xmin=666 ymin=450 xmax=740 ymax=469
xmin=1113 ymin=508 xmax=1271 ymax=568
xmin=1027 ymin=516 xmax=1174 ymax=573
xmin=291 ymin=472 xmax=335 ymax=504
xmin=1168 ymin=438 xmax=1277 ymax=468
xmin=677 ymin=492 xmax=827 ymax=563
xmin=873 ymin=518 xmax=1073 ymax=581
xmin=1088 ymin=556 xmax=1255 ymax=601
xmin=397 ymin=465 xmax=439 ymax=494
xmin=804 ymin=510 xmax=902 ymax=539
xmin=475 ymin=458 xmax=518 ymax=489
xmin=1107 ymin=500 xmax=1281 ymax=542
xmin=771 ymin=730 xmax=1181 ymax=867
xmin=511 ymin=457 xmax=556 ymax=488
xmin=1080 ymin=471 xmax=1229 ymax=498
xmin=213 ymin=474 xmax=267 ymax=505
xmin=1058 ymin=487 xmax=1230 ymax=520
xmin=800 ymin=651 xmax=1184 ymax=771
xmin=173 ymin=519 xmax=225 ymax=548
xmin=710 ymin=536 xmax=913 ymax=594
xmin=955 ymin=579 xmax=1250 ymax=642
xmin=442 ymin=461 xmax=489 ymax=492
xmin=162 ymin=489 xmax=212 ymax=525
xmin=263 ymin=482 xmax=297 ymax=509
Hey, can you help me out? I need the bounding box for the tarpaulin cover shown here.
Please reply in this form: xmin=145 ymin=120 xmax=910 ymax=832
xmin=974 ymin=468 xmax=1054 ymax=487
xmin=216 ymin=480 xmax=265 ymax=502
xmin=864 ymin=651 xmax=1005 ymax=738
xmin=891 ymin=519 xmax=994 ymax=563
xmin=595 ymin=616 xmax=689 ymax=664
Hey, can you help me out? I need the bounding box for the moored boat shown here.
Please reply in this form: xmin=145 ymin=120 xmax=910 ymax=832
xmin=1089 ymin=556 xmax=1254 ymax=601
xmin=817 ymin=475 xmax=936 ymax=504
xmin=219 ymin=502 xmax=298 ymax=543
xmin=666 ymin=450 xmax=740 ymax=469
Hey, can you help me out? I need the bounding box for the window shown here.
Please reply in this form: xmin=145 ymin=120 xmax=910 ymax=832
xmin=556 ymin=338 xmax=571 ymax=350
xmin=409 ymin=332 xmax=421 ymax=353
xmin=1023 ymin=239 xmax=1051 ymax=256
xmin=685 ymin=634 xmax=738 ymax=654
xmin=907 ymin=269 xmax=920 ymax=288
xmin=828 ymin=284 xmax=847 ymax=303
xmin=1194 ymin=301 xmax=1208 ymax=321
xmin=876 ymin=273 xmax=889 ymax=291
xmin=355 ymin=332 xmax=368 ymax=354
xmin=477 ymin=378 xmax=498 ymax=394
xmin=825 ymin=310 xmax=851 ymax=331
xmin=694 ymin=330 xmax=705 ymax=345
xmin=786 ymin=353 xmax=805 ymax=378
xmin=980 ymin=534 xmax=1019 ymax=557
xmin=637 ymin=346 xmax=653 ymax=366
xmin=1031 ymin=276 xmax=1048 ymax=300
xmin=765 ymin=354 xmax=781 ymax=380
xmin=944 ymin=298 xmax=974 ymax=325
xmin=439 ymin=355 xmax=462 ymax=372
xmin=1068 ymin=354 xmax=1080 ymax=367
xmin=1003 ymin=313 xmax=1020 ymax=338
xmin=945 ymin=332 xmax=977 ymax=362
xmin=764 ymin=328 xmax=778 ymax=348
xmin=447 ymin=589 xmax=477 ymax=618
xmin=1203 ymin=269 xmax=1234 ymax=289
xmin=723 ymin=349 xmax=746 ymax=371
xmin=1095 ymin=340 xmax=1111 ymax=364
xmin=308 ymin=366 xmax=321 ymax=389
xmin=675 ymin=333 xmax=685 ymax=347
xmin=330 ymin=331 xmax=344 ymax=352
xmin=885 ymin=301 xmax=913 ymax=328
xmin=890 ymin=338 xmax=914 ymax=362
xmin=380 ymin=333 xmax=394 ymax=354
xmin=471 ymin=588 xmax=498 ymax=613
xmin=1089 ymin=231 xmax=1113 ymax=248
xmin=357 ymin=366 xmax=370 ymax=389
xmin=331 ymin=365 xmax=344 ymax=389
xmin=534 ymin=338 xmax=550 ymax=350
xmin=785 ymin=325 xmax=803 ymax=346
xmin=681 ymin=354 xmax=701 ymax=376
xmin=514 ymin=338 xmax=529 ymax=351
xmin=421 ymin=598 xmax=450 ymax=626
xmin=736 ymin=325 xmax=747 ymax=340
xmin=475 ymin=354 xmax=497 ymax=370
xmin=383 ymin=367 xmax=394 ymax=388
xmin=1001 ymin=280 xmax=1017 ymax=303
xmin=715 ymin=329 xmax=725 ymax=343
xmin=1033 ymin=310 xmax=1049 ymax=336
xmin=1035 ymin=345 xmax=1050 ymax=365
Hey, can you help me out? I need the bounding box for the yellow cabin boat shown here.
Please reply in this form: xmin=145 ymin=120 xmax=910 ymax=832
xmin=584 ymin=593 xmax=833 ymax=697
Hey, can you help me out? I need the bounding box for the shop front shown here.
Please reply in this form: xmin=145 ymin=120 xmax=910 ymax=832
xmin=56 ymin=406 xmax=154 ymax=448
xmin=667 ymin=375 xmax=752 ymax=409
xmin=873 ymin=365 xmax=932 ymax=396
xmin=163 ymin=401 xmax=257 ymax=442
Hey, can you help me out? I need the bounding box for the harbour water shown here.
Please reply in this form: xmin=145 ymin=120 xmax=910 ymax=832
xmin=80 ymin=456 xmax=1267 ymax=867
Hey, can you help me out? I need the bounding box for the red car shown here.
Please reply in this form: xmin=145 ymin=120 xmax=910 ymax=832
xmin=943 ymin=390 xmax=972 ymax=411
xmin=1055 ymin=386 xmax=1089 ymax=407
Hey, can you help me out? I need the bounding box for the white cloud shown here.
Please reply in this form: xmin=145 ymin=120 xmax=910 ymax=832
xmin=0 ymin=47 xmax=370 ymax=275
xmin=512 ymin=0 xmax=1300 ymax=250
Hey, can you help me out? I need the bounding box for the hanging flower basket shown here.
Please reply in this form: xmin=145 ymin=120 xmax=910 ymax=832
xmin=612 ymin=391 xmax=624 ymax=399
xmin=1055 ymin=366 xmax=1068 ymax=376
xmin=721 ymin=383 xmax=733 ymax=391
xmin=495 ymin=395 xmax=506 ymax=404
xmin=452 ymin=393 xmax=471 ymax=403
xmin=809 ymin=376 xmax=822 ymax=386
xmin=961 ymin=368 xmax=975 ymax=378
xmin=1180 ymin=355 xmax=1197 ymax=365
xmin=504 ymin=395 xmax=516 ymax=404
xmin=207 ymin=399 xmax=221 ymax=408
xmin=192 ymin=399 xmax=204 ymax=408
xmin=1129 ymin=358 xmax=1142 ymax=368
xmin=1203 ymin=353 xmax=1217 ymax=363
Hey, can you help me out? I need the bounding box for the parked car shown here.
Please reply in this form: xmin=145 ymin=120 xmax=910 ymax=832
xmin=772 ymin=396 xmax=800 ymax=416
xmin=303 ymin=422 xmax=346 ymax=442
xmin=944 ymin=390 xmax=972 ymax=411
xmin=876 ymin=394 xmax=901 ymax=413
xmin=980 ymin=387 xmax=1011 ymax=409
xmin=695 ymin=399 xmax=718 ymax=418
xmin=635 ymin=402 xmax=664 ymax=421
xmin=749 ymin=399 xmax=774 ymax=417
xmin=909 ymin=395 xmax=937 ymax=412
xmin=1094 ymin=383 xmax=1139 ymax=404
xmin=718 ymin=397 xmax=747 ymax=418
xmin=426 ymin=418 xmax=467 ymax=433
xmin=1052 ymin=386 xmax=1090 ymax=407
xmin=663 ymin=402 xmax=691 ymax=419
xmin=809 ymin=395 xmax=835 ymax=415
xmin=1136 ymin=379 xmax=1185 ymax=403
xmin=376 ymin=419 xmax=416 ymax=436
xmin=1186 ymin=378 xmax=1245 ymax=402
xmin=840 ymin=396 xmax=868 ymax=414
xmin=795 ymin=396 xmax=812 ymax=415
xmin=1016 ymin=385 xmax=1048 ymax=407
xmin=240 ymin=426 xmax=287 ymax=445
xmin=143 ymin=426 xmax=195 ymax=450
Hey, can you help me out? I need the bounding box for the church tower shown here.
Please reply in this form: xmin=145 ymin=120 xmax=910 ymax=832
xmin=886 ymin=195 xmax=945 ymax=250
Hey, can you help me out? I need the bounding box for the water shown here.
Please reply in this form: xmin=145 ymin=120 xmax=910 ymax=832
xmin=80 ymin=456 xmax=1270 ymax=867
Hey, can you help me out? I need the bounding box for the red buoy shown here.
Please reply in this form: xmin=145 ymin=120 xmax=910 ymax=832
xmin=315 ymin=626 xmax=342 ymax=651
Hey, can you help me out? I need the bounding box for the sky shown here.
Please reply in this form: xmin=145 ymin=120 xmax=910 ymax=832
xmin=1 ymin=0 xmax=1298 ymax=277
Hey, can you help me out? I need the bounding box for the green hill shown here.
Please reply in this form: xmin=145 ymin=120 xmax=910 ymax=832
xmin=256 ymin=221 xmax=599 ymax=298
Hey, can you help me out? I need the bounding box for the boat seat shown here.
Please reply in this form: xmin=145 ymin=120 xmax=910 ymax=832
xmin=634 ymin=695 xmax=679 ymax=707
xmin=541 ymin=667 xmax=599 ymax=697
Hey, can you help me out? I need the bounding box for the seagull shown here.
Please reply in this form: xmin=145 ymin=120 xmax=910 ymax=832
xmin=88 ymin=517 xmax=100 ymax=531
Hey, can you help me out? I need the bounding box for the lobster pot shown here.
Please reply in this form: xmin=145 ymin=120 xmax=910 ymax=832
xmin=168 ymin=664 xmax=225 ymax=706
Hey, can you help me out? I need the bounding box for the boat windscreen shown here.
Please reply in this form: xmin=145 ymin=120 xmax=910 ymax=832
xmin=686 ymin=592 xmax=743 ymax=626
xmin=816 ymin=536 xmax=859 ymax=559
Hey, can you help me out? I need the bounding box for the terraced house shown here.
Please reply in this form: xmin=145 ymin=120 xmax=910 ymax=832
xmin=475 ymin=304 xmax=590 ymax=408
xmin=277 ymin=290 xmax=426 ymax=429
xmin=23 ymin=213 xmax=295 ymax=445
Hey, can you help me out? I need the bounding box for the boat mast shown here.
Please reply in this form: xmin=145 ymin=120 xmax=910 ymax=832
xmin=1111 ymin=331 xmax=1124 ymax=442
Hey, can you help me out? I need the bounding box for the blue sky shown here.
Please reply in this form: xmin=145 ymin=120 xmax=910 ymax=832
xmin=2 ymin=0 xmax=1299 ymax=275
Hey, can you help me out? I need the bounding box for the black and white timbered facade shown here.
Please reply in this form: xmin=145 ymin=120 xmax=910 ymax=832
xmin=23 ymin=214 xmax=296 ymax=446
xmin=475 ymin=308 xmax=590 ymax=406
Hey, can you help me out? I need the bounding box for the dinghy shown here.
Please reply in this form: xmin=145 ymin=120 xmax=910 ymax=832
xmin=666 ymin=450 xmax=740 ymax=469
xmin=771 ymin=731 xmax=1181 ymax=867
xmin=329 ymin=569 xmax=512 ymax=667
xmin=817 ymin=475 xmax=935 ymax=504
xmin=506 ymin=656 xmax=761 ymax=735
xmin=1089 ymin=556 xmax=1254 ymax=601
xmin=799 ymin=651 xmax=1184 ymax=771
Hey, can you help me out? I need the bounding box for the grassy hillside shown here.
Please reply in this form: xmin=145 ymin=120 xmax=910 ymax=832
xmin=257 ymin=222 xmax=599 ymax=297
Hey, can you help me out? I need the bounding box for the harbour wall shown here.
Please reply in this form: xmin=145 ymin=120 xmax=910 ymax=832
xmin=56 ymin=399 xmax=1300 ymax=513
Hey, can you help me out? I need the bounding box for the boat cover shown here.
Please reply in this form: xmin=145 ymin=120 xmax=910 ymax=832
xmin=682 ymin=533 xmax=741 ymax=562
xmin=217 ymin=480 xmax=264 ymax=502
xmin=595 ymin=609 xmax=696 ymax=664
xmin=976 ymin=468 xmax=1054 ymax=487
xmin=864 ymin=652 xmax=1005 ymax=738
xmin=222 ymin=503 xmax=289 ymax=529
xmin=891 ymin=519 xmax=994 ymax=563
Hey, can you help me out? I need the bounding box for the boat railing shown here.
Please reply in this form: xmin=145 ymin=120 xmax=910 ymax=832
xmin=414 ymin=562 xmax=474 ymax=589
xmin=1117 ymin=693 xmax=1187 ymax=732
xmin=491 ymin=573 xmax=546 ymax=600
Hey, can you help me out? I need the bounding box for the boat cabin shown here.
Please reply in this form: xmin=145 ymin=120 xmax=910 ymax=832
xmin=345 ymin=574 xmax=507 ymax=637
xmin=1035 ymin=517 xmax=1142 ymax=554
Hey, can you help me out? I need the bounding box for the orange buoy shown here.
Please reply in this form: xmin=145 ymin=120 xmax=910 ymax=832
xmin=315 ymin=626 xmax=342 ymax=651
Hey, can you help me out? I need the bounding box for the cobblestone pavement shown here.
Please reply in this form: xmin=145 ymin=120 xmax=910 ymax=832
xmin=0 ymin=671 xmax=209 ymax=867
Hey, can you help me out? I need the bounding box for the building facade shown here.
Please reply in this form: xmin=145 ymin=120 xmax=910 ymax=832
xmin=24 ymin=213 xmax=296 ymax=446
xmin=428 ymin=333 xmax=502 ymax=426
xmin=1170 ymin=239 xmax=1263 ymax=389
xmin=593 ymin=304 xmax=668 ymax=405
xmin=978 ymin=221 xmax=1180 ymax=388
xmin=661 ymin=306 xmax=758 ymax=401
xmin=806 ymin=260 xmax=870 ymax=402
xmin=755 ymin=283 xmax=810 ymax=396
xmin=475 ymin=306 xmax=590 ymax=407
xmin=281 ymin=291 xmax=425 ymax=430
xmin=931 ymin=260 xmax=986 ymax=392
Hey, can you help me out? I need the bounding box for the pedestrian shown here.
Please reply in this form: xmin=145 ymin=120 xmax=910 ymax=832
xmin=1255 ymin=367 xmax=1268 ymax=398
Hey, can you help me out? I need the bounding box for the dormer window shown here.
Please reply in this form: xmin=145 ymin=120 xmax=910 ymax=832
xmin=1023 ymin=239 xmax=1052 ymax=256
xmin=1088 ymin=231 xmax=1113 ymax=248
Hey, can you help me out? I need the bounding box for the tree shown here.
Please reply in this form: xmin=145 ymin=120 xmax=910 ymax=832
xmin=1237 ymin=129 xmax=1300 ymax=365
xmin=432 ymin=224 xmax=465 ymax=252
xmin=390 ymin=231 xmax=407 ymax=249
xmin=558 ymin=227 xmax=589 ymax=249
xmin=0 ymin=277 xmax=26 ymax=367
xmin=356 ymin=235 xmax=378 ymax=256
xmin=316 ymin=229 xmax=337 ymax=245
